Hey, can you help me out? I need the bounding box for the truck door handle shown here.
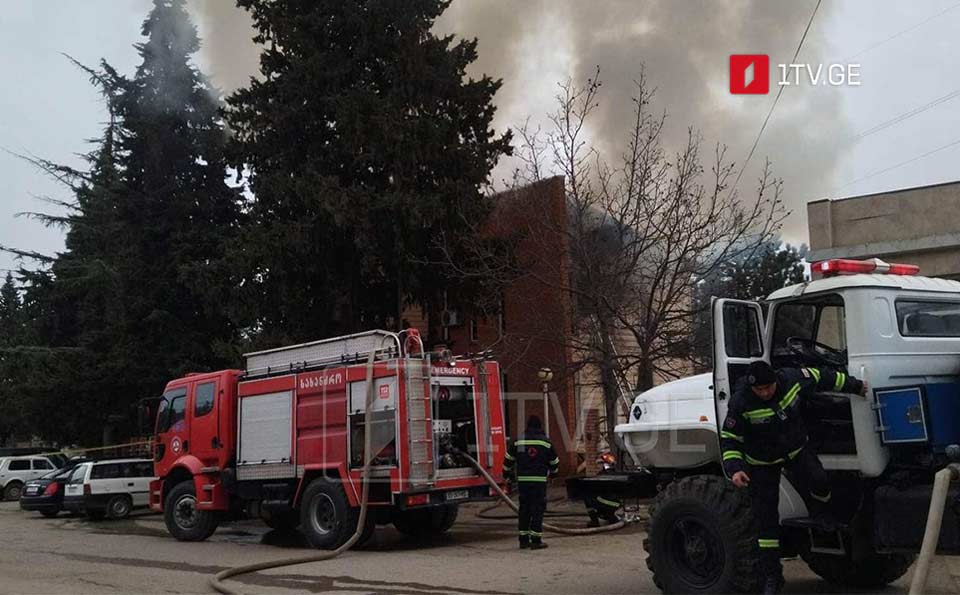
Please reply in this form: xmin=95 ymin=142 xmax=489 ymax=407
xmin=127 ymin=482 xmax=135 ymax=487
xmin=211 ymin=437 xmax=220 ymax=449
xmin=183 ymin=440 xmax=189 ymax=452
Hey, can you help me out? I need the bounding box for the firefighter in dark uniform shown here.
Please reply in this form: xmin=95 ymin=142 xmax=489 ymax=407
xmin=720 ymin=361 xmax=867 ymax=594
xmin=502 ymin=415 xmax=559 ymax=549
xmin=585 ymin=494 xmax=620 ymax=527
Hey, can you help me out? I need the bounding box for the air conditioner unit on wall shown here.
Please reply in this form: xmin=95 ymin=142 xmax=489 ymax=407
xmin=441 ymin=310 xmax=461 ymax=327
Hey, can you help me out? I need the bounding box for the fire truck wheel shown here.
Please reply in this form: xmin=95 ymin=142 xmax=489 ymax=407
xmin=106 ymin=495 xmax=132 ymax=520
xmin=300 ymin=477 xmax=355 ymax=549
xmin=164 ymin=480 xmax=219 ymax=541
xmin=354 ymin=512 xmax=375 ymax=546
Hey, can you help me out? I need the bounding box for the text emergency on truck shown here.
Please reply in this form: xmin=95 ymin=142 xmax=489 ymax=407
xmin=149 ymin=329 xmax=508 ymax=547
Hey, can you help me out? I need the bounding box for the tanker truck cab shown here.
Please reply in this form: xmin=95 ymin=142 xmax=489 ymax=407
xmin=639 ymin=259 xmax=960 ymax=593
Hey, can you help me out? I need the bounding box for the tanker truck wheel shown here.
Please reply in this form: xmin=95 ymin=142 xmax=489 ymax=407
xmin=164 ymin=480 xmax=219 ymax=541
xmin=645 ymin=475 xmax=759 ymax=593
xmin=299 ymin=477 xmax=357 ymax=549
xmin=801 ymin=549 xmax=914 ymax=588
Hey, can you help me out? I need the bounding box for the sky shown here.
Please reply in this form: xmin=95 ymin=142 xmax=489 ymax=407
xmin=2 ymin=0 xmax=960 ymax=276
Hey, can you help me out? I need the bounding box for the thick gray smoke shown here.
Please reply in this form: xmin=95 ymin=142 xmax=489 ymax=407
xmin=191 ymin=1 xmax=849 ymax=241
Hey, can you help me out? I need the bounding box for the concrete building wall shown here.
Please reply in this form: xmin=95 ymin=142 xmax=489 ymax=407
xmin=808 ymin=180 xmax=960 ymax=278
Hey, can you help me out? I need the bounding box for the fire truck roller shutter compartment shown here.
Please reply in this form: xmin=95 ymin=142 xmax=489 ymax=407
xmin=237 ymin=390 xmax=296 ymax=480
xmin=433 ymin=371 xmax=480 ymax=478
xmin=348 ymin=376 xmax=398 ymax=468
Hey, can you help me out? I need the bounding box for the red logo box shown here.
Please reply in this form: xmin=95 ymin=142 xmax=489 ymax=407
xmin=730 ymin=55 xmax=769 ymax=94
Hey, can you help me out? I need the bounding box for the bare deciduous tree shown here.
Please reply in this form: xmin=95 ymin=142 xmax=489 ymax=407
xmin=514 ymin=67 xmax=786 ymax=445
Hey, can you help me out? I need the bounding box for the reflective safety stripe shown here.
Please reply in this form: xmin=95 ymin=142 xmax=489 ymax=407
xmin=811 ymin=491 xmax=832 ymax=503
xmin=549 ymin=458 xmax=560 ymax=465
xmin=807 ymin=367 xmax=821 ymax=382
xmin=529 ymin=531 xmax=542 ymax=536
xmin=758 ymin=538 xmax=780 ymax=548
xmin=597 ymin=496 xmax=621 ymax=508
xmin=746 ymin=453 xmax=784 ymax=465
xmin=720 ymin=431 xmax=744 ymax=442
xmin=504 ymin=452 xmax=515 ymax=460
xmin=834 ymin=372 xmax=846 ymax=391
xmin=723 ymin=450 xmax=743 ymax=461
xmin=744 ymin=408 xmax=775 ymax=420
xmin=779 ymin=383 xmax=801 ymax=409
xmin=515 ymin=440 xmax=553 ymax=448
xmin=517 ymin=475 xmax=548 ymax=482
xmin=519 ymin=530 xmax=530 ymax=536
xmin=787 ymin=445 xmax=804 ymax=460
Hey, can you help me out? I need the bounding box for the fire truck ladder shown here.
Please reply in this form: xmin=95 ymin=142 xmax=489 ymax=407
xmin=243 ymin=330 xmax=403 ymax=377
xmin=404 ymin=357 xmax=435 ymax=488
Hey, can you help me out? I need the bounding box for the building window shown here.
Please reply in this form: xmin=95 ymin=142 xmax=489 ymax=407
xmin=498 ymin=296 xmax=506 ymax=336
xmin=470 ymin=318 xmax=479 ymax=342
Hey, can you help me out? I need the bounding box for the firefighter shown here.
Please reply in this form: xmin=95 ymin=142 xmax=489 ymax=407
xmin=585 ymin=494 xmax=620 ymax=527
xmin=720 ymin=360 xmax=867 ymax=594
xmin=502 ymin=415 xmax=559 ymax=549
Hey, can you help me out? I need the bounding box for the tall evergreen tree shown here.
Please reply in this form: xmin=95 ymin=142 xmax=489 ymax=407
xmin=7 ymin=0 xmax=241 ymax=444
xmin=226 ymin=0 xmax=512 ymax=346
xmin=0 ymin=273 xmax=22 ymax=445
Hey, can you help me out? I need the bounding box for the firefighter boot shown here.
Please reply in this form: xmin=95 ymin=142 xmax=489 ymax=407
xmin=530 ymin=542 xmax=549 ymax=550
xmin=587 ymin=510 xmax=600 ymax=528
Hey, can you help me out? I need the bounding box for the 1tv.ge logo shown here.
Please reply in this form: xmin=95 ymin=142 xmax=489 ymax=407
xmin=730 ymin=54 xmax=861 ymax=94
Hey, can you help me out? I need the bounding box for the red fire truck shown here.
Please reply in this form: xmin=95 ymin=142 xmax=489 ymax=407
xmin=149 ymin=330 xmax=507 ymax=548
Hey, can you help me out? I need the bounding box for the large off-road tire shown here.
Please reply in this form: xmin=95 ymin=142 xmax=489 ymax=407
xmin=801 ymin=549 xmax=915 ymax=588
xmin=645 ymin=475 xmax=759 ymax=594
xmin=299 ymin=477 xmax=357 ymax=549
xmin=392 ymin=504 xmax=459 ymax=537
xmin=164 ymin=480 xmax=219 ymax=541
xmin=3 ymin=481 xmax=23 ymax=501
xmin=106 ymin=495 xmax=132 ymax=520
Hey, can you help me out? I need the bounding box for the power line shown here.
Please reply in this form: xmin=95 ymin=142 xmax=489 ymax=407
xmin=835 ymin=137 xmax=960 ymax=192
xmin=849 ymin=87 xmax=960 ymax=143
xmin=841 ymin=1 xmax=960 ymax=63
xmin=731 ymin=0 xmax=821 ymax=194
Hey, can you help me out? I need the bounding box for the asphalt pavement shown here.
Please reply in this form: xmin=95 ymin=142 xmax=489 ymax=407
xmin=1 ymin=499 xmax=959 ymax=594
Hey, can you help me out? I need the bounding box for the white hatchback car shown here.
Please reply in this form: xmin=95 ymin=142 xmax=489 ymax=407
xmin=63 ymin=459 xmax=156 ymax=520
xmin=0 ymin=456 xmax=60 ymax=501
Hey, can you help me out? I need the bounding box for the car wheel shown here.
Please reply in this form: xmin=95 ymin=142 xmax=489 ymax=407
xmin=106 ymin=495 xmax=133 ymax=520
xmin=299 ymin=477 xmax=357 ymax=549
xmin=3 ymin=482 xmax=23 ymax=501
xmin=164 ymin=480 xmax=219 ymax=541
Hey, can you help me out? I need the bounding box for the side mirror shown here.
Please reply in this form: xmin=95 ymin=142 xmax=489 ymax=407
xmin=137 ymin=397 xmax=161 ymax=437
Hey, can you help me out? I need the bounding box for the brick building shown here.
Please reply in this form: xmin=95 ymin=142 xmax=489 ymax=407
xmin=404 ymin=177 xmax=583 ymax=475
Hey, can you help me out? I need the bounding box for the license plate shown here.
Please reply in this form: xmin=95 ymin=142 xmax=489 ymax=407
xmin=444 ymin=489 xmax=469 ymax=501
xmin=26 ymin=487 xmax=39 ymax=495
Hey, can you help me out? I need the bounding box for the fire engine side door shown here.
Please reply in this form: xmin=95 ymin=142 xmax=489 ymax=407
xmin=189 ymin=379 xmax=220 ymax=467
xmin=712 ymin=297 xmax=768 ymax=471
xmin=155 ymin=386 xmax=189 ymax=466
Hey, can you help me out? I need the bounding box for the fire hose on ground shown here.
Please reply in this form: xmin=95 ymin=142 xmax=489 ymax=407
xmin=909 ymin=463 xmax=960 ymax=595
xmin=210 ymin=356 xmax=623 ymax=593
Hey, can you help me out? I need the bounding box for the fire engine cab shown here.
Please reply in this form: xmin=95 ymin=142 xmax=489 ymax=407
xmin=149 ymin=330 xmax=507 ymax=547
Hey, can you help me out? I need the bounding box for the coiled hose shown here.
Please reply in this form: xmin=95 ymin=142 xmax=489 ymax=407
xmin=460 ymin=451 xmax=625 ymax=536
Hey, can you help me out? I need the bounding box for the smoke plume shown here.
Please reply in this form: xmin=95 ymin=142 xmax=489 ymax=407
xmin=190 ymin=1 xmax=849 ymax=242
